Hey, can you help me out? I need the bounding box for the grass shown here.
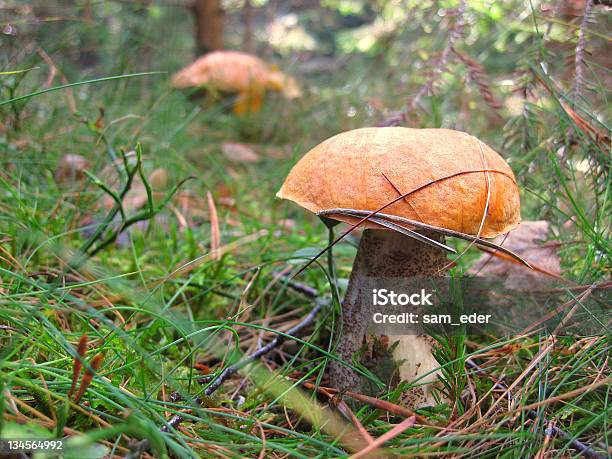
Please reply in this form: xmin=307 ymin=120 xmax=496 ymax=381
xmin=1 ymin=1 xmax=610 ymax=458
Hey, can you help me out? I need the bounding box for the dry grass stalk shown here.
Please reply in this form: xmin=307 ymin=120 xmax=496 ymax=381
xmin=207 ymin=191 xmax=221 ymax=260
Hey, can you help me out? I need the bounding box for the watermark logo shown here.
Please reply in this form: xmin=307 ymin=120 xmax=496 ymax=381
xmin=362 ymin=277 xmax=608 ymax=336
xmin=372 ymin=288 xmax=433 ymax=306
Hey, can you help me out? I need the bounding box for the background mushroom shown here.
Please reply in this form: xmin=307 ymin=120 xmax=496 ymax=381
xmin=171 ymin=50 xmax=301 ymax=115
xmin=277 ymin=127 xmax=521 ymax=406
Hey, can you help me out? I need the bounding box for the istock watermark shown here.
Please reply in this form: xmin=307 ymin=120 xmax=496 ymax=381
xmin=362 ymin=277 xmax=608 ymax=336
xmin=372 ymin=288 xmax=433 ymax=306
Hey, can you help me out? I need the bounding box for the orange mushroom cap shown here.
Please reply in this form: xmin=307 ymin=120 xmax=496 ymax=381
xmin=277 ymin=127 xmax=520 ymax=238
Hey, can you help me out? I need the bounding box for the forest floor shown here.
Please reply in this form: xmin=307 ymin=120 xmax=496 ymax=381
xmin=1 ymin=2 xmax=610 ymax=458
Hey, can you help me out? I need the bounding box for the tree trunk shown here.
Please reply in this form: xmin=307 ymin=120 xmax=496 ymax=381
xmin=243 ymin=0 xmax=254 ymax=54
xmin=193 ymin=0 xmax=224 ymax=56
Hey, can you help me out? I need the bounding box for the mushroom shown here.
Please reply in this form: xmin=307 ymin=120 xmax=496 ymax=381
xmin=277 ymin=127 xmax=520 ymax=406
xmin=171 ymin=50 xmax=301 ymax=115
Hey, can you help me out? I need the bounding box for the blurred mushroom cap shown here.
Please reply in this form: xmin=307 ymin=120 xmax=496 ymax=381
xmin=277 ymin=127 xmax=520 ymax=239
xmin=171 ymin=50 xmax=300 ymax=98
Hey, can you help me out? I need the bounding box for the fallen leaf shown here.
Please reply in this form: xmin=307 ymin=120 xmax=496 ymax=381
xmin=148 ymin=168 xmax=169 ymax=189
xmin=469 ymin=220 xmax=561 ymax=290
xmin=222 ymin=141 xmax=260 ymax=163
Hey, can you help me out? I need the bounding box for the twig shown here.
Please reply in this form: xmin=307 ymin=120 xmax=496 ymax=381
xmin=36 ymin=48 xmax=57 ymax=88
xmin=316 ymin=208 xmax=531 ymax=268
xmin=318 ymin=386 xmax=375 ymax=446
xmin=202 ymin=299 xmax=327 ymax=396
xmin=36 ymin=47 xmax=77 ymax=113
xmin=349 ymin=416 xmax=416 ymax=459
xmin=273 ymin=271 xmax=318 ymax=299
xmin=154 ymin=298 xmax=327 ymax=439
xmin=466 ymin=359 xmax=606 ymax=459
xmin=573 ymin=0 xmax=594 ymax=101
xmin=534 ymin=420 xmax=555 ymax=459
xmin=336 ymin=399 xmax=375 ymax=446
xmin=453 ymin=49 xmax=502 ymax=112
xmin=351 ymin=212 xmax=457 ymax=253
xmin=478 ymin=287 xmax=595 ymax=420
xmin=300 ymin=382 xmax=433 ymax=427
xmin=517 ymin=377 xmax=611 ymax=413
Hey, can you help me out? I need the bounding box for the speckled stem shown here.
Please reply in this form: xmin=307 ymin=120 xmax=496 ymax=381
xmin=329 ymin=229 xmax=448 ymax=390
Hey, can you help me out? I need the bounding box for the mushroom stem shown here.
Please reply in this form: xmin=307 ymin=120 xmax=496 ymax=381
xmin=329 ymin=228 xmax=448 ymax=405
